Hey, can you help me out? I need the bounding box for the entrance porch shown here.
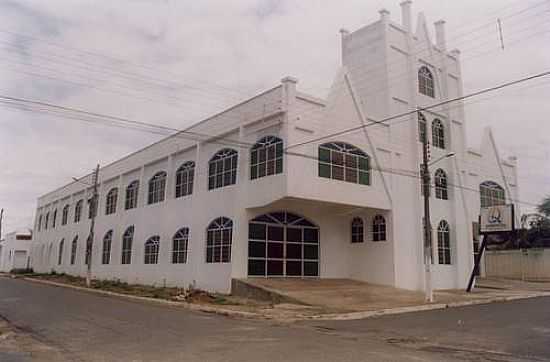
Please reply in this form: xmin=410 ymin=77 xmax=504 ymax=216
xmin=235 ymin=197 xmax=394 ymax=287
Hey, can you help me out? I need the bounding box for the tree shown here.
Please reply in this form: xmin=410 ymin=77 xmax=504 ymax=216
xmin=537 ymin=195 xmax=550 ymax=218
xmin=515 ymin=197 xmax=550 ymax=249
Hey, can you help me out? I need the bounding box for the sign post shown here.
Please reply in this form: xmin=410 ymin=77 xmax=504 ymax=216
xmin=466 ymin=204 xmax=515 ymax=292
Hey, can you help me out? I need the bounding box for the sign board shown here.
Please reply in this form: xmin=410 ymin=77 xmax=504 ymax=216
xmin=480 ymin=204 xmax=515 ymax=234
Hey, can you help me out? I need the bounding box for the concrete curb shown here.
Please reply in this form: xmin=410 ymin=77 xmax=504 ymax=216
xmin=20 ymin=277 xmax=263 ymax=320
xmin=12 ymin=276 xmax=550 ymax=322
xmin=297 ymin=292 xmax=550 ymax=321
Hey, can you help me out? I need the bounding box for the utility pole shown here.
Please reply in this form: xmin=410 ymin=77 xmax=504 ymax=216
xmin=86 ymin=165 xmax=100 ymax=288
xmin=422 ymin=130 xmax=434 ymax=302
xmin=0 ymin=208 xmax=4 ymax=240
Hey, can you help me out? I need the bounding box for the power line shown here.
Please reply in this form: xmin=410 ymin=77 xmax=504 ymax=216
xmin=1 ymin=73 xmax=546 ymax=208
xmin=285 ymin=70 xmax=550 ymax=150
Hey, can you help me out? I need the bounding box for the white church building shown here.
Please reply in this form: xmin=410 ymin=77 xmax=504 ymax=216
xmin=30 ymin=2 xmax=518 ymax=293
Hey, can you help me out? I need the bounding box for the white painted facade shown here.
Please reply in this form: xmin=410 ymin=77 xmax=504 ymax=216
xmin=0 ymin=230 xmax=33 ymax=272
xmin=30 ymin=3 xmax=518 ymax=293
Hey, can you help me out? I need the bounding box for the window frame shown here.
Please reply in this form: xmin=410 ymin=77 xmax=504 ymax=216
xmin=102 ymin=230 xmax=113 ymax=265
xmin=121 ymin=226 xmax=134 ymax=265
xmin=318 ymin=142 xmax=371 ymax=186
xmin=434 ymin=169 xmax=449 ymax=200
xmin=52 ymin=209 xmax=57 ymax=229
xmin=418 ymin=66 xmax=435 ymax=98
xmin=208 ymin=149 xmax=238 ymax=190
xmin=432 ymin=119 xmax=445 ymax=149
xmin=105 ymin=188 xmax=118 ymax=215
xmin=148 ymin=172 xmax=167 ymax=205
xmin=172 ymin=228 xmax=189 ymax=264
xmin=58 ymin=239 xmax=64 ymax=265
xmin=250 ymin=136 xmax=284 ymax=180
xmin=125 ymin=180 xmax=139 ymax=210
xmin=175 ymin=162 xmax=195 ymax=198
xmin=437 ymin=220 xmax=451 ymax=265
xmin=70 ymin=236 xmax=78 ymax=265
xmin=206 ymin=217 xmax=233 ymax=263
xmin=372 ymin=215 xmax=387 ymax=242
xmin=144 ymin=236 xmax=160 ymax=265
xmin=61 ymin=205 xmax=69 ymax=225
xmin=479 ymin=181 xmax=506 ymax=208
xmin=351 ymin=217 xmax=364 ymax=243
xmin=74 ymin=200 xmax=83 ymax=223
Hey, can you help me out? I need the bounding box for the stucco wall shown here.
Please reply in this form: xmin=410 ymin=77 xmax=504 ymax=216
xmin=485 ymin=249 xmax=550 ymax=281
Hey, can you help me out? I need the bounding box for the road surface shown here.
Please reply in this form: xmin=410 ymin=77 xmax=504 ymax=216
xmin=0 ymin=277 xmax=548 ymax=361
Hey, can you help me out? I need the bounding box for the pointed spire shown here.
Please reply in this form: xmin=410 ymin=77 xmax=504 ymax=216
xmin=400 ymin=0 xmax=412 ymax=32
xmin=434 ymin=20 xmax=446 ymax=50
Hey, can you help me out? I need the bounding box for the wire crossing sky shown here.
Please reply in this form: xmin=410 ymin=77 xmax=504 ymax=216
xmin=0 ymin=0 xmax=549 ymax=232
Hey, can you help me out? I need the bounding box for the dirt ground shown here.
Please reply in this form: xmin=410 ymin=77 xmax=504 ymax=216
xmin=0 ymin=319 xmax=67 ymax=362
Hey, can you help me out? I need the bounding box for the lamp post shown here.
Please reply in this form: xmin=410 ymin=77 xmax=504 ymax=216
xmin=72 ymin=165 xmax=100 ymax=288
xmin=422 ymin=132 xmax=455 ymax=303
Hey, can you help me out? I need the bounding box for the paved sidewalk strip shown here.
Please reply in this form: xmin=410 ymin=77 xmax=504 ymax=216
xmin=12 ymin=275 xmax=550 ymax=322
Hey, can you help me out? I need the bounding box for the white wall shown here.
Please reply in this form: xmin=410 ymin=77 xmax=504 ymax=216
xmin=485 ymin=249 xmax=550 ymax=281
xmin=0 ymin=232 xmax=33 ymax=272
xmin=29 ymin=6 xmax=519 ymax=294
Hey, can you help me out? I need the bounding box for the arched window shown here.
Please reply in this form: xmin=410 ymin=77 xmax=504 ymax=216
xmin=58 ymin=239 xmax=64 ymax=265
xmin=121 ymin=226 xmax=134 ymax=265
xmin=172 ymin=228 xmax=189 ymax=264
xmin=434 ymin=169 xmax=448 ymax=200
xmin=250 ymin=136 xmax=283 ymax=180
xmin=432 ymin=119 xmax=445 ymax=149
xmin=437 ymin=220 xmax=451 ymax=265
xmin=37 ymin=214 xmax=42 ymax=231
xmin=418 ymin=112 xmax=427 ymax=143
xmin=85 ymin=237 xmax=91 ymax=266
xmin=248 ymin=212 xmax=319 ymax=276
xmin=74 ymin=200 xmax=83 ymax=223
xmin=148 ymin=172 xmax=167 ymax=204
xmin=70 ymin=236 xmax=78 ymax=265
xmin=47 ymin=243 xmax=53 ymax=265
xmin=125 ymin=181 xmax=139 ymax=210
xmin=351 ymin=217 xmax=364 ymax=243
xmin=62 ymin=205 xmax=69 ymax=225
xmin=206 ymin=217 xmax=233 ymax=263
xmin=480 ymin=181 xmax=506 ymax=208
xmin=318 ymin=142 xmax=370 ymax=185
xmin=418 ymin=66 xmax=435 ymax=97
xmin=373 ymin=215 xmax=387 ymax=241
xmin=105 ymin=188 xmax=118 ymax=215
xmin=175 ymin=162 xmax=195 ymax=198
xmin=45 ymin=212 xmax=49 ymax=230
xmin=144 ymin=236 xmax=160 ymax=264
xmin=208 ymin=149 xmax=238 ymax=190
xmin=52 ymin=209 xmax=57 ymax=228
xmin=102 ymin=230 xmax=113 ymax=265
xmin=88 ymin=197 xmax=97 ymax=220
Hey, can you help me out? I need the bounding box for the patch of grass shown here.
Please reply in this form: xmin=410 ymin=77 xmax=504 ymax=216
xmin=25 ymin=273 xmax=245 ymax=307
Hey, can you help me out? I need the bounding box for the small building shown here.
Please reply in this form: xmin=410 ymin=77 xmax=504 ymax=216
xmin=0 ymin=229 xmax=33 ymax=272
xmin=30 ymin=2 xmax=518 ymax=293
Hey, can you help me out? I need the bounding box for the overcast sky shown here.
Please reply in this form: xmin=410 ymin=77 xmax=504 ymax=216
xmin=0 ymin=0 xmax=549 ymax=234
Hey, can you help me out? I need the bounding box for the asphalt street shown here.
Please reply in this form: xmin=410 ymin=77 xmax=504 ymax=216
xmin=0 ymin=277 xmax=549 ymax=362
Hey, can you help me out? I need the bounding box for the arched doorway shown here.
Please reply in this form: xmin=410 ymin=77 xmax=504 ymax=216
xmin=248 ymin=211 xmax=319 ymax=277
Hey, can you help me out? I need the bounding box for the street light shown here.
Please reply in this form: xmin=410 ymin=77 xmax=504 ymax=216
xmin=428 ymin=152 xmax=456 ymax=167
xmin=72 ymin=167 xmax=100 ymax=288
xmin=423 ymin=150 xmax=455 ymax=303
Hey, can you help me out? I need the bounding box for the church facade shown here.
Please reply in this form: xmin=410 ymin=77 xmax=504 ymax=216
xmin=30 ymin=2 xmax=518 ymax=293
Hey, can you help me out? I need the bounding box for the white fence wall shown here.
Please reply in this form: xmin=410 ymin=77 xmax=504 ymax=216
xmin=485 ymin=249 xmax=550 ymax=281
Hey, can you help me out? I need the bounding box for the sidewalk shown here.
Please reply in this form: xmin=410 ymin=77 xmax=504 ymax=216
xmin=7 ymin=274 xmax=550 ymax=322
